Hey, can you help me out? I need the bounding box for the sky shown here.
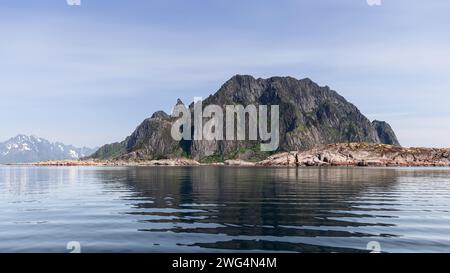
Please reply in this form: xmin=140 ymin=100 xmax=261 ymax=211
xmin=1 ymin=0 xmax=450 ymax=148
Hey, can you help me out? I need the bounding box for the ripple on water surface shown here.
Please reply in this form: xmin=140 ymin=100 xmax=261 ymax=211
xmin=0 ymin=166 xmax=450 ymax=252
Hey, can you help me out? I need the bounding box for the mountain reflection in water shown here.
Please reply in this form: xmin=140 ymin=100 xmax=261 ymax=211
xmin=1 ymin=166 xmax=450 ymax=253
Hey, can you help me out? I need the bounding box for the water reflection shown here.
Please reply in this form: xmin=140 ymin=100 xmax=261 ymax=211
xmin=99 ymin=167 xmax=448 ymax=252
xmin=1 ymin=166 xmax=450 ymax=252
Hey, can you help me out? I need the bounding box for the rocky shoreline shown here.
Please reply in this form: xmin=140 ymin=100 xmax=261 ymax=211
xmin=33 ymin=158 xmax=201 ymax=167
xmin=257 ymin=143 xmax=450 ymax=167
xmin=32 ymin=143 xmax=450 ymax=168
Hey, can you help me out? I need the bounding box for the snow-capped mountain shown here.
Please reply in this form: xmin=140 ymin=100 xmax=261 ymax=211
xmin=0 ymin=135 xmax=97 ymax=164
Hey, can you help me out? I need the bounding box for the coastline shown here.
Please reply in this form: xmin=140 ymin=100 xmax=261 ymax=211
xmin=26 ymin=143 xmax=450 ymax=168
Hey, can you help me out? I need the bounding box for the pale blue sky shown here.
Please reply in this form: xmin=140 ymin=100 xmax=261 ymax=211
xmin=1 ymin=0 xmax=449 ymax=147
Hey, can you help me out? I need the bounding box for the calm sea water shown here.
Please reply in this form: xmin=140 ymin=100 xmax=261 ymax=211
xmin=0 ymin=166 xmax=449 ymax=253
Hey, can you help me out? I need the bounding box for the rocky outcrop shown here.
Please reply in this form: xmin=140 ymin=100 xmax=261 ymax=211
xmin=372 ymin=120 xmax=400 ymax=146
xmin=34 ymin=158 xmax=200 ymax=167
xmin=257 ymin=143 xmax=450 ymax=167
xmin=90 ymin=112 xmax=185 ymax=161
xmin=90 ymin=75 xmax=400 ymax=162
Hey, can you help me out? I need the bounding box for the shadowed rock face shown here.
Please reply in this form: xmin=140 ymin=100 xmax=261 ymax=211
xmin=372 ymin=120 xmax=401 ymax=147
xmin=90 ymin=75 xmax=400 ymax=161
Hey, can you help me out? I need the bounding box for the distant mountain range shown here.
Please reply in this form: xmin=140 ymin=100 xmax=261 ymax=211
xmin=0 ymin=135 xmax=97 ymax=164
xmin=90 ymin=75 xmax=400 ymax=162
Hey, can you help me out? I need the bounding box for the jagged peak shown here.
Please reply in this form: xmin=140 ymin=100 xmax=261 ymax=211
xmin=0 ymin=135 xmax=97 ymax=163
xmin=90 ymin=74 xmax=400 ymax=161
xmin=220 ymin=75 xmax=259 ymax=89
xmin=13 ymin=134 xmax=29 ymax=140
xmin=372 ymin=120 xmax=387 ymax=125
xmin=229 ymin=74 xmax=257 ymax=81
xmin=7 ymin=134 xmax=47 ymax=144
xmin=225 ymin=75 xmax=323 ymax=88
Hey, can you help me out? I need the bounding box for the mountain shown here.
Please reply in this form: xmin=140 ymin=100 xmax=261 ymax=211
xmin=91 ymin=75 xmax=400 ymax=162
xmin=0 ymin=135 xmax=97 ymax=164
xmin=372 ymin=120 xmax=401 ymax=147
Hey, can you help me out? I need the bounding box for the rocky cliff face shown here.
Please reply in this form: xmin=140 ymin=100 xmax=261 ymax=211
xmin=372 ymin=120 xmax=401 ymax=146
xmin=90 ymin=75 xmax=400 ymax=161
xmin=257 ymin=143 xmax=449 ymax=167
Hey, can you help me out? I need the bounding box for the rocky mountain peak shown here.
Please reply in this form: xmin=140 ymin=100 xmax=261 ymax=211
xmin=91 ymin=75 xmax=400 ymax=162
xmin=0 ymin=135 xmax=97 ymax=164
xmin=151 ymin=111 xmax=170 ymax=120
